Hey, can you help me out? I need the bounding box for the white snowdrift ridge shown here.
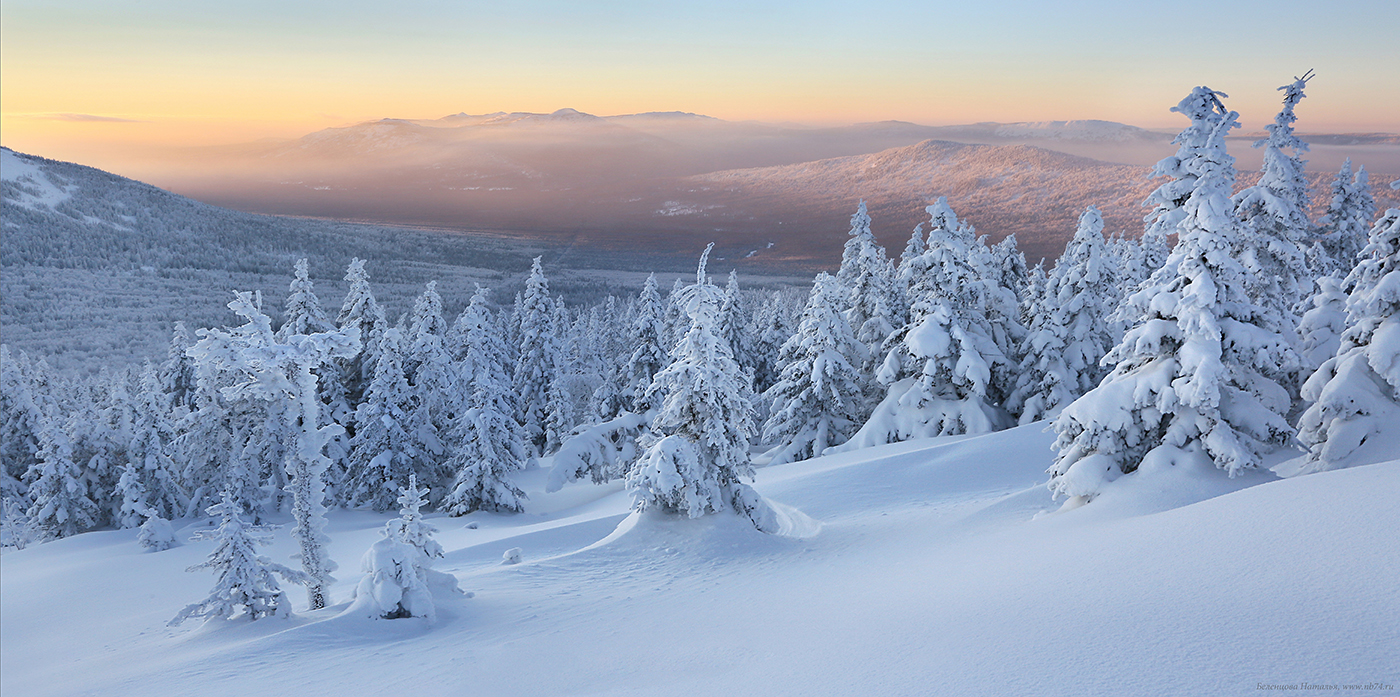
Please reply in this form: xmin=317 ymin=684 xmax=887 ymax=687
xmin=3 ymin=424 xmax=1397 ymax=697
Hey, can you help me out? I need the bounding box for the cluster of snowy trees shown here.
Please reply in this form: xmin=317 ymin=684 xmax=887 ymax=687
xmin=2 ymin=74 xmax=1397 ymax=579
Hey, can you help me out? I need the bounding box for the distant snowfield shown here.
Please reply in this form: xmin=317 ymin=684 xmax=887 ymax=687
xmin=3 ymin=425 xmax=1397 ymax=697
xmin=1 ymin=148 xmax=73 ymax=209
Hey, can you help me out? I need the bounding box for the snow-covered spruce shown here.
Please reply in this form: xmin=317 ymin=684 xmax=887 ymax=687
xmin=1048 ymin=87 xmax=1297 ymax=503
xmin=1318 ymin=159 xmax=1377 ymax=275
xmin=442 ymin=288 xmax=528 ymax=515
xmin=335 ymin=258 xmax=388 ymax=407
xmin=627 ymin=245 xmax=778 ymax=532
xmin=761 ymin=273 xmax=866 ymax=464
xmin=169 ymin=493 xmax=308 ymax=626
xmin=348 ymin=476 xmax=462 ymax=621
xmin=620 ymin=274 xmax=669 ymax=413
xmin=120 ymin=364 xmax=186 ymax=523
xmin=343 ymin=328 xmax=417 ymax=511
xmin=834 ymin=201 xmax=898 ymax=388
xmin=187 ymin=291 xmax=359 ymax=610
xmin=1230 ymin=72 xmax=1314 ymax=328
xmin=23 ymin=415 xmax=101 ymax=542
xmin=1010 ymin=207 xmax=1119 ymax=424
xmin=718 ymin=270 xmax=756 ymax=381
xmin=749 ymin=291 xmax=797 ymax=398
xmin=404 ymin=281 xmax=455 ymax=488
xmin=838 ymin=198 xmax=1013 ymax=449
xmin=513 ymin=257 xmax=563 ymax=455
xmin=1291 ymin=206 xmax=1400 ymax=473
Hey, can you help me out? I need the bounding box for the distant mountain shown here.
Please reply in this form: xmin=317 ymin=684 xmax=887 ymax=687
xmin=663 ymin=138 xmax=1400 ymax=264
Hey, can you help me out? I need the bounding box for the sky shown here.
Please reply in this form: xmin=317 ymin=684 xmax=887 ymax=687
xmin=3 ymin=0 xmax=1398 ymax=162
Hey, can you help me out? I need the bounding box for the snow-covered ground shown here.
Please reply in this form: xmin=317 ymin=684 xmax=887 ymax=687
xmin=3 ymin=424 xmax=1397 ymax=696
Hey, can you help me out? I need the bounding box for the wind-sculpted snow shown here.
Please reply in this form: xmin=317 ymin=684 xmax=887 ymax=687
xmin=2 ymin=427 xmax=1396 ymax=696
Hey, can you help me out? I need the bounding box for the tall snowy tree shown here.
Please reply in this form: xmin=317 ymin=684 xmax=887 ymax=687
xmin=443 ymin=292 xmax=528 ymax=515
xmin=1010 ymin=207 xmax=1118 ymax=423
xmin=122 ymin=364 xmax=186 ymax=521
xmin=1046 ymin=87 xmax=1297 ymax=503
xmin=761 ymin=273 xmax=866 ymax=464
xmin=1291 ymin=206 xmax=1400 ymax=473
xmin=749 ymin=292 xmax=796 ymax=397
xmin=276 ymin=258 xmax=336 ymax=340
xmin=336 ymin=258 xmax=387 ymax=410
xmin=620 ymin=274 xmax=669 ymax=413
xmin=158 ymin=322 xmax=198 ymax=410
xmin=627 ymin=245 xmax=777 ymax=532
xmin=1318 ymin=159 xmax=1377 ymax=274
xmin=991 ymin=234 xmax=1031 ymax=304
xmin=513 ymin=257 xmax=562 ymax=455
xmin=835 ymin=201 xmax=898 ymax=387
xmin=718 ymin=270 xmax=756 ymax=380
xmin=188 ymin=291 xmax=359 ymax=609
xmin=169 ymin=492 xmax=308 ymax=626
xmin=403 ymin=281 xmax=456 ymax=486
xmin=1231 ymin=72 xmax=1314 ymax=324
xmin=343 ymin=328 xmax=417 ymax=511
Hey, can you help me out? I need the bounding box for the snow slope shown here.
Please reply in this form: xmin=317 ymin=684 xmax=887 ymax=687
xmin=3 ymin=424 xmax=1397 ymax=696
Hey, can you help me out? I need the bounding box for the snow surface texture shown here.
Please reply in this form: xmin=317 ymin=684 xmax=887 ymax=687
xmin=3 ymin=425 xmax=1397 ymax=697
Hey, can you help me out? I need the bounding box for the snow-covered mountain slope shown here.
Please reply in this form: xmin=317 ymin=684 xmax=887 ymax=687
xmin=0 ymin=148 xmax=757 ymax=374
xmin=3 ymin=424 xmax=1395 ymax=697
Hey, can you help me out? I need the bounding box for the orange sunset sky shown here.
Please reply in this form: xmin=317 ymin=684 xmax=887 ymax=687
xmin=3 ymin=0 xmax=1398 ymax=169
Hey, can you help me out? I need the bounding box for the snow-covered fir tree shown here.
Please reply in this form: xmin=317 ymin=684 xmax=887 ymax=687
xmin=343 ymin=328 xmax=417 ymax=511
xmin=276 ymin=258 xmax=336 ymax=340
xmin=718 ymin=269 xmax=756 ymax=381
xmin=170 ymin=492 xmax=308 ymax=626
xmin=840 ymin=198 xmax=1013 ymax=449
xmin=1046 ymin=87 xmax=1297 ymax=503
xmin=1231 ymin=72 xmax=1314 ymax=324
xmin=335 ymin=258 xmax=387 ymax=410
xmin=121 ymin=364 xmax=186 ymax=521
xmin=619 ymin=274 xmax=669 ymax=414
xmin=991 ymin=234 xmax=1030 ymax=305
xmin=1011 ymin=207 xmax=1120 ymax=423
xmin=513 ymin=257 xmax=563 ymax=455
xmin=834 ymin=201 xmax=898 ymax=389
xmin=749 ymin=292 xmax=796 ymax=397
xmin=24 ymin=416 xmax=101 ymax=541
xmin=627 ymin=245 xmax=778 ymax=532
xmin=158 ymin=322 xmax=198 ymax=409
xmin=403 ymin=281 xmax=456 ymax=487
xmin=1318 ymin=159 xmax=1376 ymax=274
xmin=900 ymin=223 xmax=925 ymax=268
xmin=761 ymin=273 xmax=866 ymax=464
xmin=188 ymin=291 xmax=359 ymax=609
xmin=115 ymin=462 xmax=153 ymax=530
xmin=443 ymin=297 xmax=528 ymax=515
xmin=1291 ymin=205 xmax=1400 ymax=473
